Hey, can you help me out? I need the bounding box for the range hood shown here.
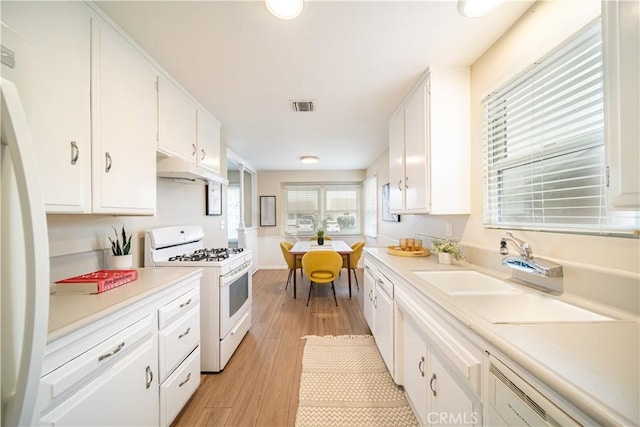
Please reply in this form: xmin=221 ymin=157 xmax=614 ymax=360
xmin=156 ymin=156 xmax=229 ymax=185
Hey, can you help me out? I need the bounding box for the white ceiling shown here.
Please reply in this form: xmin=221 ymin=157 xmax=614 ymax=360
xmin=96 ymin=0 xmax=533 ymax=171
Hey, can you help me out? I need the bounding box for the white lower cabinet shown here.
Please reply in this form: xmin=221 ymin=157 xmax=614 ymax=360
xmin=363 ymin=263 xmax=377 ymax=333
xmin=39 ymin=315 xmax=159 ymax=426
xmin=398 ymin=312 xmax=481 ymax=427
xmin=374 ymin=272 xmax=394 ymax=377
xmin=39 ymin=276 xmax=201 ymax=427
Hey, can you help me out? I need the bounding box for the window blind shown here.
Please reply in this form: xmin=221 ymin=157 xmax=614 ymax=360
xmin=363 ymin=175 xmax=377 ymax=237
xmin=483 ymin=19 xmax=639 ymax=235
xmin=283 ymin=183 xmax=362 ymax=235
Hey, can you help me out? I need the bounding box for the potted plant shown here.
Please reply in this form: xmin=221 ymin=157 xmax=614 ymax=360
xmin=317 ymin=229 xmax=325 ymax=246
xmin=108 ymin=225 xmax=133 ymax=269
xmin=432 ymin=238 xmax=464 ymax=265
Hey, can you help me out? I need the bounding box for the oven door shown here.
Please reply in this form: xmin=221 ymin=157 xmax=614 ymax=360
xmin=219 ymin=262 xmax=252 ymax=339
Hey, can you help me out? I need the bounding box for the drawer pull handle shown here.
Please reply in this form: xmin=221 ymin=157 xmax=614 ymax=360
xmin=418 ymin=356 xmax=425 ymax=377
xmin=373 ymin=295 xmax=377 ymax=309
xmin=178 ymin=327 xmax=191 ymax=339
xmin=179 ymin=372 xmax=191 ymax=388
xmin=145 ymin=366 xmax=153 ymax=389
xmin=70 ymin=141 xmax=79 ymax=165
xmin=98 ymin=342 xmax=125 ymax=362
xmin=429 ymin=373 xmax=437 ymax=397
xmin=179 ymin=298 xmax=192 ymax=309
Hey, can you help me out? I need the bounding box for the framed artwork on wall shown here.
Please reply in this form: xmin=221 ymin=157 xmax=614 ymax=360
xmin=260 ymin=195 xmax=276 ymax=227
xmin=382 ymin=183 xmax=400 ymax=222
xmin=206 ymin=182 xmax=223 ymax=216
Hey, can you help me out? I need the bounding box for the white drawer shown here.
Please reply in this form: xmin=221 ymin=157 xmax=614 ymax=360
xmin=160 ymin=347 xmax=201 ymax=427
xmin=159 ymin=307 xmax=200 ymax=381
xmin=158 ymin=287 xmax=199 ymax=330
xmin=220 ymin=310 xmax=251 ymax=370
xmin=40 ymin=314 xmax=154 ymax=405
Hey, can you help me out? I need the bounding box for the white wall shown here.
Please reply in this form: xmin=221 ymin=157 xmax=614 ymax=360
xmin=47 ymin=178 xmax=230 ymax=281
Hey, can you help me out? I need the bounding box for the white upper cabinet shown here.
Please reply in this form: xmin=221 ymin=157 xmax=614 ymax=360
xmin=603 ymin=0 xmax=640 ymax=210
xmin=91 ymin=18 xmax=157 ymax=214
xmin=196 ymin=108 xmax=222 ymax=174
xmin=3 ymin=2 xmax=156 ymax=215
xmin=157 ymin=75 xmax=222 ymax=176
xmin=157 ymin=75 xmax=198 ymax=161
xmin=3 ymin=1 xmax=92 ymax=213
xmin=388 ymin=67 xmax=470 ymax=215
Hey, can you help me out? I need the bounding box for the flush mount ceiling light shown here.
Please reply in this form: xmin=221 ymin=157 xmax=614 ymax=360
xmin=457 ymin=0 xmax=504 ymax=17
xmin=265 ymin=0 xmax=304 ymax=20
xmin=300 ymin=156 xmax=319 ymax=164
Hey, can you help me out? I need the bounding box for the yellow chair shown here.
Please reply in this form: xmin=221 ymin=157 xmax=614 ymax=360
xmin=309 ymin=236 xmax=332 ymax=241
xmin=343 ymin=241 xmax=365 ymax=290
xmin=302 ymin=251 xmax=343 ymax=306
xmin=280 ymin=241 xmax=302 ymax=291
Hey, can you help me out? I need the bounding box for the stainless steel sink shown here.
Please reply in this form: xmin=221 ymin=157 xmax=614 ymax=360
xmin=412 ymin=270 xmax=616 ymax=324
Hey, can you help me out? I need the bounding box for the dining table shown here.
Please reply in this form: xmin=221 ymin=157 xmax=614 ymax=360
xmin=289 ymin=240 xmax=354 ymax=299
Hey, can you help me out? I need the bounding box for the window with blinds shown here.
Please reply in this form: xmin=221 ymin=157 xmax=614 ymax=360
xmin=283 ymin=183 xmax=362 ymax=236
xmin=483 ymin=19 xmax=639 ymax=235
xmin=363 ymin=175 xmax=377 ymax=237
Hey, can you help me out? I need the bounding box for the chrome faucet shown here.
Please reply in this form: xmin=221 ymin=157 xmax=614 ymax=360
xmin=500 ymin=232 xmax=533 ymax=259
xmin=499 ymin=232 xmax=562 ymax=278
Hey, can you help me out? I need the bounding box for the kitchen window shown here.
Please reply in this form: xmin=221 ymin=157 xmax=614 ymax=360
xmin=227 ymin=185 xmax=241 ymax=241
xmin=483 ymin=19 xmax=639 ymax=236
xmin=363 ymin=174 xmax=377 ymax=238
xmin=283 ymin=183 xmax=362 ymax=236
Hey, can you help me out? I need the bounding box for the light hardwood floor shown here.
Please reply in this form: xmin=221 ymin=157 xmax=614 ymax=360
xmin=172 ymin=268 xmax=369 ymax=427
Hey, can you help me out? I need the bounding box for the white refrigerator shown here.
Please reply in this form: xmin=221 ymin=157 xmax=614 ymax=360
xmin=1 ymin=23 xmax=50 ymax=426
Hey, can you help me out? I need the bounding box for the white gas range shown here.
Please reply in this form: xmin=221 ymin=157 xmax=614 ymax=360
xmin=144 ymin=226 xmax=252 ymax=372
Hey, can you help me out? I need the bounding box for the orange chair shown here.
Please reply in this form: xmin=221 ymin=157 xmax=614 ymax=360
xmin=342 ymin=241 xmax=364 ymax=290
xmin=280 ymin=241 xmax=302 ymax=291
xmin=302 ymin=251 xmax=343 ymax=306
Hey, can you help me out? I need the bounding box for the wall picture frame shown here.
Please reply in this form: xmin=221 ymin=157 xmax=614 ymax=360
xmin=206 ymin=182 xmax=223 ymax=216
xmin=382 ymin=183 xmax=400 ymax=222
xmin=260 ymin=196 xmax=276 ymax=227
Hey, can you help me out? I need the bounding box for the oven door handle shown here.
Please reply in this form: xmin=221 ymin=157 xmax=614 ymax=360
xmin=220 ymin=261 xmax=252 ymax=286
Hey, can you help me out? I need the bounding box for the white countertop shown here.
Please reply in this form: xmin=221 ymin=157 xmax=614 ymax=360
xmin=48 ymin=267 xmax=203 ymax=342
xmin=365 ymin=247 xmax=639 ymax=426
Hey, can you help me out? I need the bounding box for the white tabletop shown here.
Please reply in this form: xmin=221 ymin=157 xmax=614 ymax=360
xmin=290 ymin=240 xmax=353 ymax=254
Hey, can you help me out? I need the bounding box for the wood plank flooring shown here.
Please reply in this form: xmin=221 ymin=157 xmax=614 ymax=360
xmin=172 ymin=268 xmax=369 ymax=427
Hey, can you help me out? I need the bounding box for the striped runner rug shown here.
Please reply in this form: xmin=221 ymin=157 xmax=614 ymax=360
xmin=295 ymin=335 xmax=418 ymax=427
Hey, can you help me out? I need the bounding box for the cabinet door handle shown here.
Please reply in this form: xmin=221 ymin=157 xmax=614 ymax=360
xmin=178 ymin=327 xmax=191 ymax=339
xmin=418 ymin=356 xmax=425 ymax=377
xmin=201 ymin=149 xmax=205 ymax=160
xmin=373 ymin=295 xmax=377 ymax=308
xmin=179 ymin=298 xmax=192 ymax=309
xmin=192 ymin=144 xmax=197 ymax=157
xmin=429 ymin=373 xmax=437 ymax=396
xmin=398 ymin=180 xmax=403 ymax=191
xmin=98 ymin=341 xmax=125 ymax=362
xmin=105 ymin=152 xmax=112 ymax=173
xmin=145 ymin=365 xmax=153 ymax=389
xmin=70 ymin=141 xmax=79 ymax=165
xmin=404 ymin=177 xmax=409 ymax=189
xmin=368 ymin=289 xmax=372 ymax=301
xmin=179 ymin=372 xmax=192 ymax=388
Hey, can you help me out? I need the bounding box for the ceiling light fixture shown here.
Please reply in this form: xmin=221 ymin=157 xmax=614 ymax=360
xmin=300 ymin=156 xmax=319 ymax=164
xmin=457 ymin=0 xmax=504 ymax=17
xmin=265 ymin=0 xmax=304 ymax=20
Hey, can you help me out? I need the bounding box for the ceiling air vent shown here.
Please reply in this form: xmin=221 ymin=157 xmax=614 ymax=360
xmin=291 ymin=100 xmax=314 ymax=112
